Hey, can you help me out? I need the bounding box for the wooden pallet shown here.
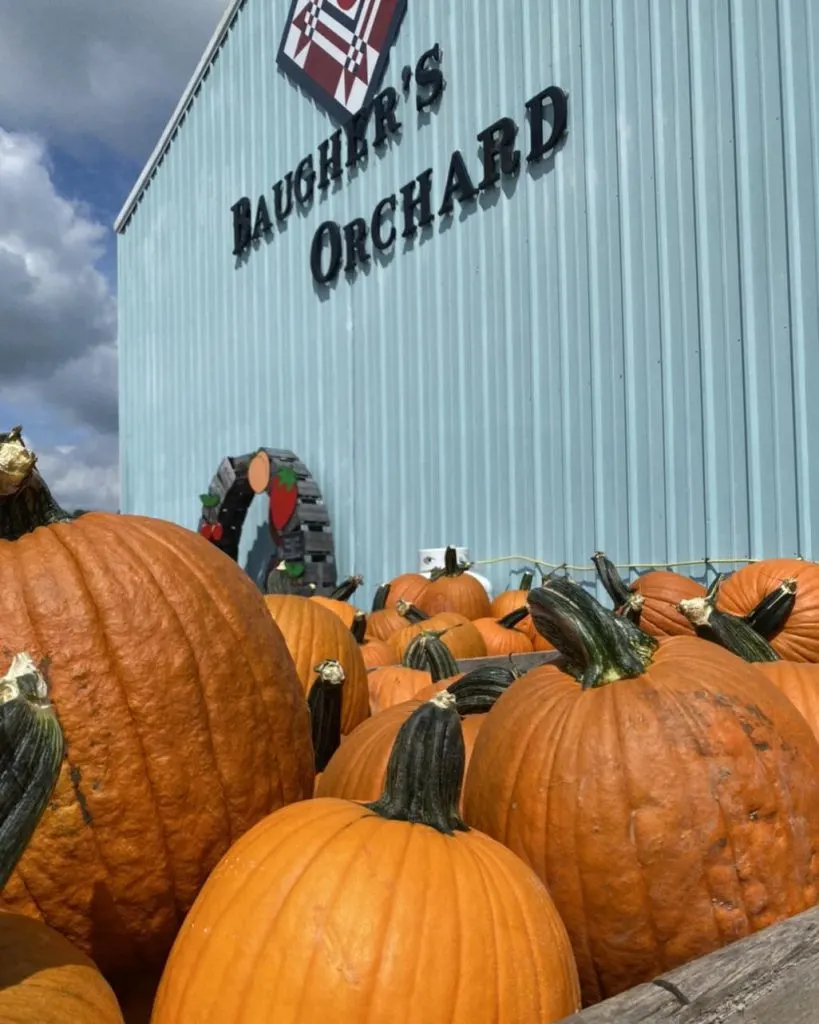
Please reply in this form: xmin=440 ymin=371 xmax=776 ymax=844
xmin=559 ymin=903 xmax=819 ymax=1022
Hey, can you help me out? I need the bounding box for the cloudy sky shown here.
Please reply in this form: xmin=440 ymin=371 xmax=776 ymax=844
xmin=0 ymin=0 xmax=229 ymax=511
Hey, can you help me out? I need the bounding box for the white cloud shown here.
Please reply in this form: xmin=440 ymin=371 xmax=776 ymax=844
xmin=0 ymin=0 xmax=229 ymax=159
xmin=0 ymin=129 xmax=118 ymax=508
xmin=34 ymin=433 xmax=120 ymax=513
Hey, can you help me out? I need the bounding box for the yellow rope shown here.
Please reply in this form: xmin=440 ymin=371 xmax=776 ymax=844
xmin=471 ymin=554 xmax=778 ymax=574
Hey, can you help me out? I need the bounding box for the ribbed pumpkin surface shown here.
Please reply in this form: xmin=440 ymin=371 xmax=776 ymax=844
xmin=0 ymin=514 xmax=314 ymax=984
xmin=0 ymin=912 xmax=124 ymax=1022
xmin=152 ymin=799 xmax=580 ymax=1023
xmin=264 ymin=595 xmax=369 ymax=734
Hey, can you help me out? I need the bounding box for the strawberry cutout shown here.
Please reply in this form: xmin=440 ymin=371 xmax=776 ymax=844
xmin=200 ymin=494 xmax=220 ymax=509
xmin=269 ymin=466 xmax=299 ymax=532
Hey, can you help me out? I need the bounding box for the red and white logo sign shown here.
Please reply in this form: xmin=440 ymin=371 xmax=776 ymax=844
xmin=276 ymin=0 xmax=408 ymax=123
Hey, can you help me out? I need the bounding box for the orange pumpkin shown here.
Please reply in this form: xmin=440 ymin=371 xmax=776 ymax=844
xmin=417 ymin=546 xmax=491 ymax=620
xmin=152 ymin=694 xmax=581 ymax=1023
xmin=490 ymin=569 xmax=538 ymax=638
xmin=755 ymin=662 xmax=819 ymax=742
xmin=365 ymin=598 xmax=427 ymax=643
xmin=718 ymin=559 xmax=819 ymax=661
xmin=0 ymin=648 xmax=123 ymax=1023
xmin=593 ymin=552 xmax=705 ymax=638
xmin=0 ymin=429 xmax=314 ymax=985
xmin=367 ymin=630 xmax=459 ymax=715
xmin=310 ymin=575 xmax=365 ymax=629
xmin=472 ymin=608 xmax=534 ymax=655
xmin=376 ymin=573 xmax=430 ymax=609
xmin=350 ymin=613 xmax=395 ymax=669
xmin=391 ymin=610 xmax=486 ymax=661
xmin=0 ymin=914 xmax=124 ymax=1023
xmin=264 ymin=594 xmax=369 ymax=735
xmin=318 ymin=667 xmax=516 ymax=813
xmin=464 ymin=577 xmax=819 ymax=1006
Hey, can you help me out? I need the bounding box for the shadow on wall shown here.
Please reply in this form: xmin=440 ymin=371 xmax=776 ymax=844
xmin=244 ymin=521 xmax=276 ymax=591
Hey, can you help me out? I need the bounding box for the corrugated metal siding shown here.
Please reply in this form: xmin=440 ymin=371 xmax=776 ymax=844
xmin=117 ymin=0 xmax=819 ymax=601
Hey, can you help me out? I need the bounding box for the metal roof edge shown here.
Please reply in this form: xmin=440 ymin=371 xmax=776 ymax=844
xmin=113 ymin=0 xmax=246 ymax=234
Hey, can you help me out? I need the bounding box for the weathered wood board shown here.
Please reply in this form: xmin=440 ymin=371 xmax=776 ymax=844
xmin=558 ymin=904 xmax=819 ymax=1022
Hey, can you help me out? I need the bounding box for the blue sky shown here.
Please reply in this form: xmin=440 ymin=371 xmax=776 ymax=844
xmin=0 ymin=0 xmax=228 ymax=510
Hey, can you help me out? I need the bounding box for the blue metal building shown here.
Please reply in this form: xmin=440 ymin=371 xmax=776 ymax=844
xmin=115 ymin=0 xmax=819 ymax=600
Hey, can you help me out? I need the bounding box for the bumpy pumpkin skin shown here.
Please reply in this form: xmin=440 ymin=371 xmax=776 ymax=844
xmin=0 ymin=912 xmax=123 ymax=1022
xmin=755 ymin=662 xmax=819 ymax=741
xmin=719 ymin=559 xmax=819 ymax=661
xmin=264 ymin=595 xmax=369 ymax=734
xmin=316 ymin=701 xmax=484 ymax=813
xmin=152 ymin=798 xmax=580 ymax=1024
xmin=0 ymin=515 xmax=314 ymax=984
xmin=463 ymin=637 xmax=819 ymax=1005
xmin=631 ymin=571 xmax=705 ymax=638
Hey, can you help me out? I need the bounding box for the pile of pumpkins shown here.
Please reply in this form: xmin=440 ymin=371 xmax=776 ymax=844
xmin=3 ymin=426 xmax=819 ymax=1021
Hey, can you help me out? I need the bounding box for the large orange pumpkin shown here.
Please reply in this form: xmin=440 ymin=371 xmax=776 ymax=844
xmin=0 ymin=429 xmax=314 ymax=986
xmin=718 ymin=558 xmax=819 ymax=661
xmin=592 ymin=552 xmax=705 ymax=638
xmin=317 ymin=667 xmax=517 ymax=813
xmin=264 ymin=594 xmax=369 ymax=734
xmin=152 ymin=693 xmax=581 ymax=1023
xmin=463 ymin=577 xmax=819 ymax=1006
xmin=417 ymin=546 xmax=491 ymax=620
xmin=0 ymin=648 xmax=123 ymax=1023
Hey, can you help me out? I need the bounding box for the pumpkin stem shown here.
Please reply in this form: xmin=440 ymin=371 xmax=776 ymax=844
xmin=307 ymin=660 xmax=345 ymax=773
xmin=394 ymin=599 xmax=429 ymax=624
xmin=591 ymin=552 xmax=632 ymax=608
xmin=678 ymin=594 xmax=780 ymax=663
xmin=496 ymin=607 xmax=530 ymax=631
xmin=429 ymin=546 xmax=471 ymax=580
xmin=518 ymin=570 xmax=535 ymax=593
xmin=0 ymin=428 xmax=72 ymax=540
xmin=402 ymin=630 xmax=459 ymax=682
xmin=330 ymin=575 xmax=364 ymax=603
xmin=365 ymin=692 xmax=468 ymax=836
xmin=0 ymin=653 xmax=64 ymax=889
xmin=350 ymin=612 xmax=368 ymax=645
xmin=448 ymin=666 xmax=516 ymax=715
xmin=528 ymin=577 xmax=658 ymax=689
xmin=371 ymin=583 xmax=390 ymax=612
xmin=743 ymin=578 xmax=797 ymax=641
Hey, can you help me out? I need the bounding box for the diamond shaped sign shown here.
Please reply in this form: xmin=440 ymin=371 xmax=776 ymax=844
xmin=276 ymin=0 xmax=408 ymax=123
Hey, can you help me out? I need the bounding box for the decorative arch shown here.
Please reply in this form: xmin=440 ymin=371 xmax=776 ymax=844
xmin=198 ymin=448 xmax=337 ymax=595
